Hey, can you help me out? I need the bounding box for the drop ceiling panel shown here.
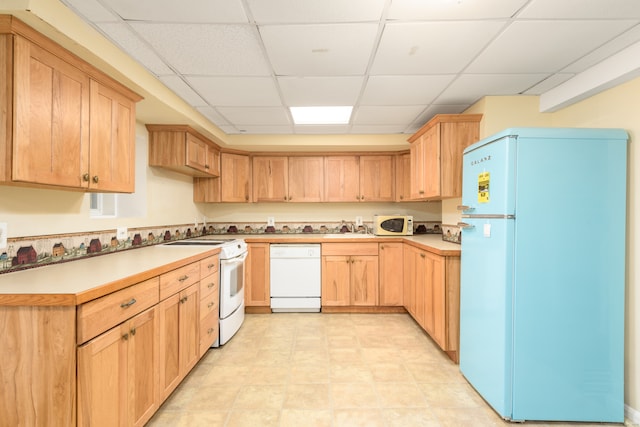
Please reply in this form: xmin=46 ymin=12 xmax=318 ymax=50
xmin=96 ymin=22 xmax=173 ymax=75
xmin=278 ymin=76 xmax=364 ymax=106
xmin=467 ymin=20 xmax=639 ymax=74
xmin=353 ymin=105 xmax=426 ymax=125
xmin=388 ymin=0 xmax=528 ymax=20
xmin=63 ymin=0 xmax=118 ymax=22
xmin=196 ymin=106 xmax=230 ymax=126
xmin=247 ymin=0 xmax=386 ymax=24
xmin=293 ymin=125 xmax=350 ymax=134
xmin=130 ymin=23 xmax=270 ymax=75
xmin=351 ymin=124 xmax=412 ymax=134
xmin=260 ymin=23 xmax=379 ymax=75
xmin=370 ymin=21 xmax=506 ymax=75
xmin=360 ymin=75 xmax=456 ymax=106
xmin=100 ymin=0 xmax=248 ymax=23
xmin=160 ymin=75 xmax=208 ymax=107
xmin=523 ymin=73 xmax=575 ymax=95
xmin=436 ymin=74 xmax=551 ymax=104
xmin=187 ymin=76 xmax=281 ymax=106
xmin=519 ymin=0 xmax=640 ymax=19
xmin=216 ymin=107 xmax=291 ymax=126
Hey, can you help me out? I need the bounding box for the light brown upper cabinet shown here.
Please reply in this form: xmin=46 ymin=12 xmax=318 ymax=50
xmin=194 ymin=152 xmax=251 ymax=203
xmin=408 ymin=114 xmax=482 ymax=200
xmin=395 ymin=152 xmax=411 ymax=202
xmin=147 ymin=125 xmax=220 ymax=178
xmin=324 ymin=155 xmax=394 ymax=202
xmin=0 ymin=16 xmax=141 ymax=193
xmin=252 ymin=156 xmax=288 ymax=202
xmin=252 ymin=155 xmax=324 ymax=203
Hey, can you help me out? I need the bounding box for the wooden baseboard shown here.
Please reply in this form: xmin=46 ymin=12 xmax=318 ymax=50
xmin=245 ymin=306 xmax=271 ymax=314
xmin=320 ymin=306 xmax=407 ymax=314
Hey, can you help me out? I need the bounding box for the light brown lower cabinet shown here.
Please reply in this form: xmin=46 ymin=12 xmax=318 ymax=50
xmin=321 ymin=243 xmax=379 ymax=307
xmin=378 ymin=242 xmax=404 ymax=306
xmin=403 ymin=243 xmax=460 ymax=362
xmin=77 ymin=306 xmax=159 ymax=427
xmin=244 ymin=243 xmax=270 ymax=308
xmin=158 ymin=283 xmax=200 ymax=401
xmin=0 ymin=252 xmax=220 ymax=427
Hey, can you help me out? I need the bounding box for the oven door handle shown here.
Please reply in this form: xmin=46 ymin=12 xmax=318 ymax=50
xmin=221 ymin=251 xmax=248 ymax=265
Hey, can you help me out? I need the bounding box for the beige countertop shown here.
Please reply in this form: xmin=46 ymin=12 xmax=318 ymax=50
xmin=0 ymin=245 xmax=220 ymax=306
xmin=241 ymin=233 xmax=461 ymax=255
xmin=0 ymin=234 xmax=459 ymax=307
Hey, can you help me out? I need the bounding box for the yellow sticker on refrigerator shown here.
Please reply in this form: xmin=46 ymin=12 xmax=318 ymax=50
xmin=478 ymin=171 xmax=490 ymax=203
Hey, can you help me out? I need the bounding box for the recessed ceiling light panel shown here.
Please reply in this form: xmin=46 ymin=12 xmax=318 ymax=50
xmin=290 ymin=106 xmax=353 ymax=124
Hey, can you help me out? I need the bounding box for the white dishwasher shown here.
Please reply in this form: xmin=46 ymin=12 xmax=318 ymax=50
xmin=270 ymin=244 xmax=321 ymax=312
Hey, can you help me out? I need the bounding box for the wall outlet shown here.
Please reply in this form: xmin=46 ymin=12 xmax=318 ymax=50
xmin=0 ymin=222 xmax=7 ymax=249
xmin=116 ymin=226 xmax=128 ymax=240
xmin=355 ymin=216 xmax=363 ymax=227
xmin=267 ymin=217 xmax=275 ymax=227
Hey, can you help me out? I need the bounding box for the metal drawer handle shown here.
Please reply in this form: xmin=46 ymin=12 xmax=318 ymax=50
xmin=180 ymin=296 xmax=188 ymax=304
xmin=120 ymin=298 xmax=137 ymax=308
xmin=207 ymin=282 xmax=215 ymax=289
xmin=207 ymin=327 xmax=214 ymax=335
xmin=122 ymin=333 xmax=129 ymax=341
xmin=92 ymin=175 xmax=99 ymax=183
xmin=130 ymin=327 xmax=136 ymax=336
xmin=420 ymin=253 xmax=426 ymax=258
xmin=178 ymin=275 xmax=189 ymax=282
xmin=207 ymin=263 xmax=216 ymax=270
xmin=208 ymin=302 xmax=215 ymax=309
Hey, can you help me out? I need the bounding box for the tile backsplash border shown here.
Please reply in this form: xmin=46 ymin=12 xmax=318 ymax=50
xmin=0 ymin=220 xmax=441 ymax=274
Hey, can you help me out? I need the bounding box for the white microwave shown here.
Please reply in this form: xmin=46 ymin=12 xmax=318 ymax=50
xmin=373 ymin=215 xmax=413 ymax=236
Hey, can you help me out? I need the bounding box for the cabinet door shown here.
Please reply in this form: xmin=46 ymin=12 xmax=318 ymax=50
xmin=321 ymin=255 xmax=351 ymax=306
xmin=421 ymin=124 xmax=441 ymax=198
xmin=220 ymin=153 xmax=250 ymax=202
xmin=78 ymin=322 xmax=128 ymax=427
xmin=252 ymin=156 xmax=288 ymax=202
xmin=179 ymin=284 xmax=200 ymax=375
xmin=379 ymin=243 xmax=403 ymax=306
xmin=395 ymin=153 xmax=411 ymax=202
xmin=425 ymin=252 xmax=446 ymax=348
xmin=409 ymin=138 xmax=425 ymax=199
xmin=89 ymin=80 xmax=136 ymax=192
xmin=288 ymin=156 xmax=324 ymax=202
xmin=185 ymin=132 xmax=210 ymax=174
xmin=128 ymin=307 xmax=159 ymax=427
xmin=350 ymin=255 xmax=378 ymax=305
xmin=12 ymin=35 xmax=90 ymax=188
xmin=324 ymin=156 xmax=359 ymax=202
xmin=158 ymin=293 xmax=180 ymax=400
xmin=245 ymin=243 xmax=270 ymax=306
xmin=359 ymin=155 xmax=395 ymax=202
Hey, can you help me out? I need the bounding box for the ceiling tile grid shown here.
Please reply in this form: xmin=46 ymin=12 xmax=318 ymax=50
xmin=60 ymin=0 xmax=640 ymax=135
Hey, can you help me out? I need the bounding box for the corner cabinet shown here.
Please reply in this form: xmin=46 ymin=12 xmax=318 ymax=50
xmin=0 ymin=16 xmax=142 ymax=193
xmin=403 ymin=243 xmax=460 ymax=362
xmin=147 ymin=125 xmax=221 ymax=178
xmin=194 ymin=152 xmax=250 ymax=202
xmin=408 ymin=114 xmax=481 ymax=200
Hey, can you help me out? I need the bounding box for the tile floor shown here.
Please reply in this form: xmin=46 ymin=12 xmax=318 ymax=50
xmin=147 ymin=313 xmax=630 ymax=427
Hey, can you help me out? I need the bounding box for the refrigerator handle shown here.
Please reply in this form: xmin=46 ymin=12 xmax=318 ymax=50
xmin=457 ymin=222 xmax=474 ymax=229
xmin=457 ymin=205 xmax=474 ymax=212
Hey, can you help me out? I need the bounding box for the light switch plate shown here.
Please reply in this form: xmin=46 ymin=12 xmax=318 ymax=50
xmin=0 ymin=222 xmax=7 ymax=249
xmin=267 ymin=217 xmax=275 ymax=226
xmin=116 ymin=226 xmax=128 ymax=240
xmin=355 ymin=216 xmax=363 ymax=227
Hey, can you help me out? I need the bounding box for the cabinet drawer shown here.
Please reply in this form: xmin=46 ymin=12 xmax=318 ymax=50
xmin=200 ymin=291 xmax=219 ymax=321
xmin=200 ymin=272 xmax=219 ymax=299
xmin=200 ymin=255 xmax=219 ymax=277
xmin=77 ymin=277 xmax=159 ymax=344
xmin=322 ymin=243 xmax=379 ymax=256
xmin=160 ymin=261 xmax=200 ymax=300
xmin=200 ymin=311 xmax=218 ymax=355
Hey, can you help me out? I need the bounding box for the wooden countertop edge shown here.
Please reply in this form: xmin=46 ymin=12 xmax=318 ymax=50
xmin=0 ymin=248 xmax=220 ymax=307
xmin=244 ymin=235 xmax=461 ymax=257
